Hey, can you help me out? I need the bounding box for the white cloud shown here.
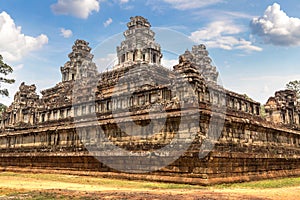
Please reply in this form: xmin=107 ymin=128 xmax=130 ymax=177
xmin=95 ymin=53 xmax=118 ymax=72
xmin=60 ymin=28 xmax=73 ymax=38
xmin=226 ymin=74 xmax=300 ymax=104
xmin=192 ymin=10 xmax=254 ymax=21
xmin=162 ymin=0 xmax=222 ymax=10
xmin=104 ymin=18 xmax=113 ymax=27
xmin=0 ymin=12 xmax=48 ymax=62
xmin=14 ymin=64 xmax=24 ymax=71
xmin=189 ymin=21 xmax=262 ymax=52
xmin=51 ymin=0 xmax=100 ymax=19
xmin=251 ymin=3 xmax=300 ymax=46
xmin=119 ymin=0 xmax=129 ymax=3
xmin=161 ymin=58 xmax=178 ymax=68
xmin=221 ymin=11 xmax=254 ymax=20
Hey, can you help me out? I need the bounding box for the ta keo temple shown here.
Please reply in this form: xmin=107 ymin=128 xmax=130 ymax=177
xmin=0 ymin=16 xmax=299 ymax=185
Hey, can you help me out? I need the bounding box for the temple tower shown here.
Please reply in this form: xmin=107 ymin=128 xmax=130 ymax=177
xmin=116 ymin=16 xmax=162 ymax=68
xmin=60 ymin=40 xmax=97 ymax=82
xmin=265 ymin=90 xmax=300 ymax=125
xmin=179 ymin=44 xmax=218 ymax=83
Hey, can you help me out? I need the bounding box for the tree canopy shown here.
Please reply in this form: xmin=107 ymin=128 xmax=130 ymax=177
xmin=0 ymin=103 xmax=7 ymax=115
xmin=286 ymin=80 xmax=300 ymax=98
xmin=0 ymin=54 xmax=15 ymax=97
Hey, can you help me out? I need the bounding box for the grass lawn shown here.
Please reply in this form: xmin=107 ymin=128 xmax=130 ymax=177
xmin=0 ymin=172 xmax=299 ymax=199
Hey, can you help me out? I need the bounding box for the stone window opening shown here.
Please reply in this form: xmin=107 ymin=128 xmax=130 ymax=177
xmin=121 ymin=54 xmax=125 ymax=63
xmin=282 ymin=112 xmax=286 ymax=123
xmin=72 ymin=74 xmax=75 ymax=80
xmin=74 ymin=107 xmax=78 ymax=116
xmin=67 ymin=108 xmax=71 ymax=117
xmin=288 ymin=110 xmax=293 ymax=124
xmin=89 ymin=105 xmax=94 ymax=113
xmin=115 ymin=100 xmax=119 ymax=109
xmin=107 ymin=101 xmax=111 ymax=111
xmin=138 ymin=95 xmax=145 ymax=105
xmin=82 ymin=106 xmax=86 ymax=115
xmin=60 ymin=110 xmax=64 ymax=118
xmin=120 ymin=99 xmax=123 ymax=109
xmin=41 ymin=114 xmax=45 ymax=122
xmin=230 ymin=99 xmax=234 ymax=108
xmin=53 ymin=111 xmax=57 ymax=120
xmin=87 ymin=105 xmax=91 ymax=113
xmin=216 ymin=94 xmax=220 ymax=104
xmin=124 ymin=98 xmax=128 ymax=107
xmin=238 ymin=101 xmax=242 ymax=111
xmin=162 ymin=89 xmax=171 ymax=101
xmin=244 ymin=103 xmax=249 ymax=112
xmin=250 ymin=104 xmax=254 ymax=114
xmin=212 ymin=93 xmax=218 ymax=104
xmin=86 ymin=129 xmax=90 ymax=141
xmin=205 ymin=90 xmax=210 ymax=102
xmin=218 ymin=96 xmax=223 ymax=106
xmin=143 ymin=54 xmax=146 ymax=61
xmin=63 ymin=73 xmax=67 ymax=81
xmin=152 ymin=53 xmax=156 ymax=63
xmin=101 ymin=103 xmax=105 ymax=112
xmin=48 ymin=134 xmax=51 ymax=145
xmin=96 ymin=103 xmax=100 ymax=112
xmin=13 ymin=114 xmax=16 ymax=123
xmin=33 ymin=113 xmax=36 ymax=124
xmin=256 ymin=106 xmax=260 ymax=115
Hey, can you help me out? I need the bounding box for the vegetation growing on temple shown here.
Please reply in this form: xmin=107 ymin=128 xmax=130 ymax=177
xmin=286 ymin=80 xmax=300 ymax=99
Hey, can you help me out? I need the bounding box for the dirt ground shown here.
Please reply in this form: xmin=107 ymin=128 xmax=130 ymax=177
xmin=0 ymin=173 xmax=299 ymax=200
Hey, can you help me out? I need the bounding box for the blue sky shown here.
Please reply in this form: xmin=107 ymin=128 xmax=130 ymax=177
xmin=0 ymin=0 xmax=299 ymax=105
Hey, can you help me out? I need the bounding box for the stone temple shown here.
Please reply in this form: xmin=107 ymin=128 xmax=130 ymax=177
xmin=0 ymin=16 xmax=299 ymax=185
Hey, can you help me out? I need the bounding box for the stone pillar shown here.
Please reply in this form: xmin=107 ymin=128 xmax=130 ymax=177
xmin=128 ymin=52 xmax=133 ymax=62
xmin=125 ymin=52 xmax=129 ymax=62
xmin=145 ymin=52 xmax=150 ymax=62
xmin=137 ymin=49 xmax=142 ymax=61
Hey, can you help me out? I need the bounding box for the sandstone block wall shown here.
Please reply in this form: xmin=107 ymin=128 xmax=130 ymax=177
xmin=0 ymin=104 xmax=299 ymax=184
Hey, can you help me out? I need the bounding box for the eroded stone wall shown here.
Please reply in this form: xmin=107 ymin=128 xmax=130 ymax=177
xmin=0 ymin=105 xmax=299 ymax=184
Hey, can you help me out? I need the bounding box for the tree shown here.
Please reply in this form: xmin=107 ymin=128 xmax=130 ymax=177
xmin=243 ymin=94 xmax=254 ymax=101
xmin=286 ymin=80 xmax=300 ymax=98
xmin=260 ymin=105 xmax=266 ymax=118
xmin=0 ymin=103 xmax=7 ymax=115
xmin=0 ymin=54 xmax=15 ymax=97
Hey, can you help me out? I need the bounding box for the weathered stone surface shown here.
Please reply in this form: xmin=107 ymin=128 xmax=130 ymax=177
xmin=116 ymin=16 xmax=162 ymax=68
xmin=265 ymin=90 xmax=300 ymax=128
xmin=0 ymin=16 xmax=299 ymax=184
xmin=61 ymin=39 xmax=97 ymax=82
xmin=179 ymin=44 xmax=218 ymax=83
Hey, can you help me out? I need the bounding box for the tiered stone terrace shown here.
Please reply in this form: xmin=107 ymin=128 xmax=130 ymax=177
xmin=0 ymin=16 xmax=299 ymax=185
